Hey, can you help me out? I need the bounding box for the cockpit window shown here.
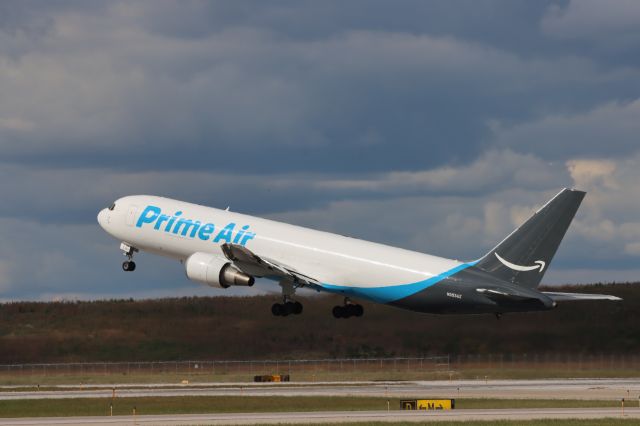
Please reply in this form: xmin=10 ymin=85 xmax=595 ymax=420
xmin=108 ymin=203 xmax=116 ymax=211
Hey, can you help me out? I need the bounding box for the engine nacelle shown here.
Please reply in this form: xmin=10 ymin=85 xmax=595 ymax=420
xmin=184 ymin=252 xmax=255 ymax=288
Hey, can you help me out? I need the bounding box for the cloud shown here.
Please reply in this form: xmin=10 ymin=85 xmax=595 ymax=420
xmin=0 ymin=260 xmax=12 ymax=292
xmin=567 ymin=159 xmax=618 ymax=190
xmin=624 ymin=242 xmax=640 ymax=256
xmin=316 ymin=150 xmax=569 ymax=195
xmin=0 ymin=1 xmax=639 ymax=299
xmin=1 ymin=147 xmax=639 ymax=297
xmin=491 ymin=99 xmax=640 ymax=160
xmin=0 ymin=149 xmax=571 ymax=226
xmin=560 ymin=153 xmax=640 ymax=268
xmin=0 ymin=3 xmax=637 ymax=174
xmin=543 ymin=0 xmax=640 ymax=40
xmin=544 ymin=267 xmax=640 ymax=285
xmin=0 ymin=117 xmax=35 ymax=131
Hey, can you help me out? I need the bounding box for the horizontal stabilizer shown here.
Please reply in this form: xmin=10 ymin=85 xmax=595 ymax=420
xmin=543 ymin=292 xmax=622 ymax=302
xmin=476 ymin=288 xmax=537 ymax=302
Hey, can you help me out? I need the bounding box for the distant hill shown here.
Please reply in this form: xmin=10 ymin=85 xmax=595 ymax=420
xmin=0 ymin=283 xmax=637 ymax=363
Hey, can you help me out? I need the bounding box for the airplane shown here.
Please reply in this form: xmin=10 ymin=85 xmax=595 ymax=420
xmin=97 ymin=188 xmax=621 ymax=319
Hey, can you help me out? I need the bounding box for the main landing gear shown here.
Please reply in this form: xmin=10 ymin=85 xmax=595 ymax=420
xmin=271 ymin=299 xmax=303 ymax=317
xmin=120 ymin=242 xmax=138 ymax=272
xmin=272 ymin=280 xmax=303 ymax=317
xmin=332 ymin=299 xmax=364 ymax=319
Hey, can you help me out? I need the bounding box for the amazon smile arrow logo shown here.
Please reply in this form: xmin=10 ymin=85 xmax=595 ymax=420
xmin=495 ymin=252 xmax=545 ymax=273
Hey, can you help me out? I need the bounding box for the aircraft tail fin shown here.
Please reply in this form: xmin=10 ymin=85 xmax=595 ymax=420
xmin=474 ymin=188 xmax=585 ymax=289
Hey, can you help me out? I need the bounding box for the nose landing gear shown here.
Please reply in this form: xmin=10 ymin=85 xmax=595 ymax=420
xmin=120 ymin=243 xmax=138 ymax=272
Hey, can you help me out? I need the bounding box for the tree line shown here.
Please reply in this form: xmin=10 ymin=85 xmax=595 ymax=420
xmin=0 ymin=283 xmax=637 ymax=363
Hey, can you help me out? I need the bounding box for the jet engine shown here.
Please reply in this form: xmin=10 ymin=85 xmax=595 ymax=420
xmin=184 ymin=252 xmax=254 ymax=288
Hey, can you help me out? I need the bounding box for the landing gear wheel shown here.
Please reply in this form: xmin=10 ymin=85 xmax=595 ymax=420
xmin=272 ymin=303 xmax=284 ymax=316
xmin=284 ymin=302 xmax=296 ymax=316
xmin=272 ymin=300 xmax=303 ymax=317
xmin=122 ymin=260 xmax=136 ymax=272
xmin=332 ymin=304 xmax=363 ymax=319
xmin=353 ymin=304 xmax=363 ymax=317
xmin=120 ymin=243 xmax=138 ymax=272
xmin=332 ymin=305 xmax=344 ymax=318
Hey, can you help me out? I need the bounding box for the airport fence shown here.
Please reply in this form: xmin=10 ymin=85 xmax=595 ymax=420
xmin=0 ymin=356 xmax=450 ymax=378
xmin=0 ymin=354 xmax=638 ymax=380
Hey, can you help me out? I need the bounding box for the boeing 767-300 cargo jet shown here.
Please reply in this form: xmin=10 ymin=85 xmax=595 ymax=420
xmin=97 ymin=188 xmax=620 ymax=318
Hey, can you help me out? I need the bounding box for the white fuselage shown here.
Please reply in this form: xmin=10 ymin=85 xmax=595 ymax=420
xmin=97 ymin=189 xmax=614 ymax=315
xmin=97 ymin=196 xmax=462 ymax=298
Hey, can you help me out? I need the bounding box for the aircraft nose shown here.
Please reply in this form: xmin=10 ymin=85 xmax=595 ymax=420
xmin=97 ymin=208 xmax=109 ymax=228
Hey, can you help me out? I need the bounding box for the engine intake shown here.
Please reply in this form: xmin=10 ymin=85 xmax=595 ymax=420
xmin=184 ymin=252 xmax=254 ymax=288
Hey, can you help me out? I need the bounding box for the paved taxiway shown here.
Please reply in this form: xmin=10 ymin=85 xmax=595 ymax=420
xmin=2 ymin=379 xmax=639 ymax=400
xmin=1 ymin=408 xmax=639 ymax=425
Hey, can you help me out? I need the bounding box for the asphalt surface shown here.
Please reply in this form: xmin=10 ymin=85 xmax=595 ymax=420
xmin=1 ymin=408 xmax=639 ymax=425
xmin=1 ymin=379 xmax=639 ymax=400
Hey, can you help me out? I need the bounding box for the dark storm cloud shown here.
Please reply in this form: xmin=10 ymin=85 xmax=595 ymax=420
xmin=0 ymin=150 xmax=571 ymax=226
xmin=0 ymin=0 xmax=639 ymax=299
xmin=493 ymin=99 xmax=640 ymax=160
xmin=0 ymin=0 xmax=638 ymax=175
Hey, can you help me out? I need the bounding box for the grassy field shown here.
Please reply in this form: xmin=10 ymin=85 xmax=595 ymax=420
xmin=0 ymin=396 xmax=627 ymax=418
xmin=451 ymin=367 xmax=640 ymax=380
xmin=0 ymin=368 xmax=640 ymax=391
xmin=1 ymin=365 xmax=640 ymax=387
xmin=262 ymin=422 xmax=640 ymax=426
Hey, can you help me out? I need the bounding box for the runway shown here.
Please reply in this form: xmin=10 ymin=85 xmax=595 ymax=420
xmin=2 ymin=380 xmax=639 ymax=425
xmin=1 ymin=408 xmax=639 ymax=425
xmin=1 ymin=379 xmax=639 ymax=400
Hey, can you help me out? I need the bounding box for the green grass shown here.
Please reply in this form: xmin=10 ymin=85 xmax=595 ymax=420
xmin=260 ymin=422 xmax=640 ymax=426
xmin=2 ymin=365 xmax=639 ymax=387
xmin=458 ymin=399 xmax=623 ymax=409
xmin=0 ymin=396 xmax=625 ymax=418
xmin=454 ymin=368 xmax=640 ymax=380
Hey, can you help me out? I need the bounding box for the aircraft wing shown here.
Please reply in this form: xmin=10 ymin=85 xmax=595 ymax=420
xmin=220 ymin=243 xmax=320 ymax=286
xmin=542 ymin=292 xmax=622 ymax=302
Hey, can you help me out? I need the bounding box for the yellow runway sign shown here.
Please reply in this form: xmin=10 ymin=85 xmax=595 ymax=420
xmin=400 ymin=399 xmax=455 ymax=410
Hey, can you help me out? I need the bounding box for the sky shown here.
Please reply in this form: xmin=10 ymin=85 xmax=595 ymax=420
xmin=1 ymin=0 xmax=640 ymax=300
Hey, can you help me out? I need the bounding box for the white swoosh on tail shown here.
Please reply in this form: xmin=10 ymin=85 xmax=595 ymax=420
xmin=494 ymin=252 xmax=545 ymax=273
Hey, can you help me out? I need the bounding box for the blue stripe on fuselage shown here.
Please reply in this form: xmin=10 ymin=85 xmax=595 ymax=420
xmin=318 ymin=262 xmax=477 ymax=304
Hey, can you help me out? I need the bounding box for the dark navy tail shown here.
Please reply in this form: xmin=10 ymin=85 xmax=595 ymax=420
xmin=474 ymin=188 xmax=585 ymax=289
